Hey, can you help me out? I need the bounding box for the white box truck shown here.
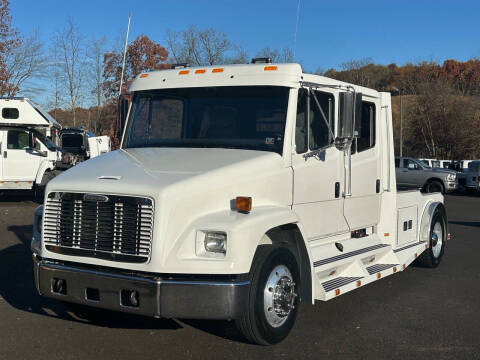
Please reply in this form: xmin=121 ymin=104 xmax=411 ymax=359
xmin=32 ymin=61 xmax=447 ymax=345
xmin=0 ymin=98 xmax=62 ymax=193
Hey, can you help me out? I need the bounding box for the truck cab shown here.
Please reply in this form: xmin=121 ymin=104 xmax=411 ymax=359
xmin=32 ymin=62 xmax=447 ymax=345
xmin=0 ymin=98 xmax=61 ymax=192
xmin=56 ymin=127 xmax=111 ymax=169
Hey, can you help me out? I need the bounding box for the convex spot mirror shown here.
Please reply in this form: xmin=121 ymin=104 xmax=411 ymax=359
xmin=337 ymin=92 xmax=362 ymax=150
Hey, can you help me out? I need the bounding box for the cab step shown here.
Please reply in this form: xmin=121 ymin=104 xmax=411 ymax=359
xmin=321 ymin=276 xmax=363 ymax=292
xmin=366 ymin=263 xmax=398 ymax=275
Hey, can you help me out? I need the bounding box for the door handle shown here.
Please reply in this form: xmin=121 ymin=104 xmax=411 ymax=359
xmin=335 ymin=182 xmax=340 ymax=198
xmin=3 ymin=151 xmax=6 ymax=158
xmin=402 ymin=170 xmax=408 ymax=173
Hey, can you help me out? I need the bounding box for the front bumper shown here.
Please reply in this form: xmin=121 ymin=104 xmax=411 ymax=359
xmin=445 ymin=180 xmax=458 ymax=192
xmin=33 ymin=256 xmax=249 ymax=320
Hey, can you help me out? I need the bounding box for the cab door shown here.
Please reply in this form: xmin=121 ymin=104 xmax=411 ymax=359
xmin=2 ymin=129 xmax=41 ymax=181
xmin=343 ymin=99 xmax=382 ymax=230
xmin=292 ymin=88 xmax=348 ymax=240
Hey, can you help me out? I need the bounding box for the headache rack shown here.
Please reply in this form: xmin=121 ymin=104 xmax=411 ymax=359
xmin=43 ymin=192 xmax=154 ymax=263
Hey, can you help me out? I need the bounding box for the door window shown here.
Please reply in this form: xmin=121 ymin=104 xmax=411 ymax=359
xmin=405 ymin=159 xmax=420 ymax=170
xmin=353 ymin=101 xmax=376 ymax=154
xmin=295 ymin=89 xmax=335 ymax=153
xmin=7 ymin=130 xmax=29 ymax=149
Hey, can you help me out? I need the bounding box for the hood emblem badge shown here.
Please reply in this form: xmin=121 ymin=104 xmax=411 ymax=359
xmin=83 ymin=194 xmax=109 ymax=202
xmin=98 ymin=175 xmax=122 ymax=180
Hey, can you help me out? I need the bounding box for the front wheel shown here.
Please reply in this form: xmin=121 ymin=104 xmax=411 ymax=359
xmin=416 ymin=208 xmax=446 ymax=268
xmin=424 ymin=180 xmax=445 ymax=194
xmin=236 ymin=245 xmax=300 ymax=345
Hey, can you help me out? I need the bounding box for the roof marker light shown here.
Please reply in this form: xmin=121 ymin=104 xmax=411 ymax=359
xmin=212 ymin=68 xmax=224 ymax=73
xmin=195 ymin=69 xmax=206 ymax=74
xmin=335 ymin=289 xmax=340 ymax=296
xmin=139 ymin=73 xmax=149 ymax=78
xmin=179 ymin=70 xmax=189 ymax=75
xmin=264 ymin=65 xmax=278 ymax=71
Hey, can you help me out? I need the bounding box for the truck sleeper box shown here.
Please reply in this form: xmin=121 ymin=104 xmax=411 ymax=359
xmin=32 ymin=62 xmax=447 ymax=345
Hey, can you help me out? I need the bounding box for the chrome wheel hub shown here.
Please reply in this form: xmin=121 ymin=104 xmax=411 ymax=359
xmin=264 ymin=265 xmax=297 ymax=328
xmin=431 ymin=221 xmax=443 ymax=258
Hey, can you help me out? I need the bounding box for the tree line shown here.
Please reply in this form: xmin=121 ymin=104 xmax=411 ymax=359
xmin=0 ymin=0 xmax=478 ymax=159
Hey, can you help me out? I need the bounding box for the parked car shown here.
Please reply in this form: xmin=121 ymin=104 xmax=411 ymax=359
xmin=395 ymin=156 xmax=457 ymax=194
xmin=463 ymin=160 xmax=480 ymax=192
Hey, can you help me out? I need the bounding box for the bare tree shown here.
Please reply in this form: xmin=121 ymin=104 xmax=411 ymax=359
xmin=1 ymin=30 xmax=46 ymax=96
xmin=255 ymin=46 xmax=294 ymax=63
xmin=48 ymin=40 xmax=63 ymax=119
xmin=56 ymin=19 xmax=85 ymax=126
xmin=165 ymin=25 xmax=235 ymax=66
xmin=339 ymin=58 xmax=374 ymax=87
xmin=89 ymin=36 xmax=107 ymax=133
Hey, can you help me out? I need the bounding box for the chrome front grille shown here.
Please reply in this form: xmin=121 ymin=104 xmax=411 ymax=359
xmin=43 ymin=192 xmax=154 ymax=263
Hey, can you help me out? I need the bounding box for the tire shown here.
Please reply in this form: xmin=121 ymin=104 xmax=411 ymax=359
xmin=425 ymin=180 xmax=445 ymax=194
xmin=34 ymin=171 xmax=56 ymax=203
xmin=416 ymin=208 xmax=446 ymax=268
xmin=235 ymin=245 xmax=300 ymax=345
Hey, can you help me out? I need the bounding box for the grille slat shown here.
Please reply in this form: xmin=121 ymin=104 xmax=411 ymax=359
xmin=43 ymin=192 xmax=153 ymax=262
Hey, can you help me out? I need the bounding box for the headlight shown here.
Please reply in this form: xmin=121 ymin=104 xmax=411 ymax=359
xmin=196 ymin=231 xmax=227 ymax=258
xmin=447 ymin=174 xmax=456 ymax=181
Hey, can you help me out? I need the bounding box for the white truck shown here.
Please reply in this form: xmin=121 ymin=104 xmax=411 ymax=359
xmin=0 ymin=98 xmax=62 ymax=193
xmin=31 ymin=62 xmax=447 ymax=345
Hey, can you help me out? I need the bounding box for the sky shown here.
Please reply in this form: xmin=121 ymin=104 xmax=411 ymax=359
xmin=9 ymin=0 xmax=480 ymax=103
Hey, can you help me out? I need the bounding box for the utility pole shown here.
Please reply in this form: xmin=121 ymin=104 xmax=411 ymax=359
xmin=400 ymin=88 xmax=403 ymax=157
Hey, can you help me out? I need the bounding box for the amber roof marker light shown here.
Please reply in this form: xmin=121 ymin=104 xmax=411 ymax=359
xmin=236 ymin=196 xmax=252 ymax=213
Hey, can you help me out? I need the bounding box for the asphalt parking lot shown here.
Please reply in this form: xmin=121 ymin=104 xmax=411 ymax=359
xmin=0 ymin=193 xmax=479 ymax=359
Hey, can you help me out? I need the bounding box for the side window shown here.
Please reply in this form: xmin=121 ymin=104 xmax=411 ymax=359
xmin=295 ymin=89 xmax=335 ymax=153
xmin=395 ymin=158 xmax=400 ymax=168
xmin=354 ymin=101 xmax=376 ymax=153
xmin=406 ymin=159 xmax=420 ymax=170
xmin=7 ymin=130 xmax=29 ymax=149
xmin=432 ymin=160 xmax=440 ymax=168
xmin=309 ymin=91 xmax=335 ymax=150
xmin=2 ymin=107 xmax=19 ymax=119
xmin=295 ymin=89 xmax=308 ymax=154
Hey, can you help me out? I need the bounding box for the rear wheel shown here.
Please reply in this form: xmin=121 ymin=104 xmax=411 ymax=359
xmin=235 ymin=245 xmax=300 ymax=345
xmin=416 ymin=208 xmax=446 ymax=268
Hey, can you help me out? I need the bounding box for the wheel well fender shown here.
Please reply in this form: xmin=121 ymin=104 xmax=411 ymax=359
xmin=425 ymin=177 xmax=445 ymax=187
xmin=258 ymin=223 xmax=313 ymax=304
xmin=35 ymin=161 xmax=55 ymax=184
xmin=419 ymin=201 xmax=447 ymax=245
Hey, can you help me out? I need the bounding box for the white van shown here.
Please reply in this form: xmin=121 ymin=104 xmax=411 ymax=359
xmin=0 ymin=98 xmax=62 ymax=192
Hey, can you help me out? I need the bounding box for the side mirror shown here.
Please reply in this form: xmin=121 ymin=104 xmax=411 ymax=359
xmin=117 ymin=95 xmax=130 ymax=141
xmin=338 ymin=91 xmax=362 ymax=140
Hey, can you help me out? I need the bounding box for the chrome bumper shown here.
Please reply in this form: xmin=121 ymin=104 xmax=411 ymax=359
xmin=33 ymin=256 xmax=249 ymax=320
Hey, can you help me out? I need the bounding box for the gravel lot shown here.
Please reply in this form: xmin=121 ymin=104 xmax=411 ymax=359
xmin=0 ymin=193 xmax=478 ymax=359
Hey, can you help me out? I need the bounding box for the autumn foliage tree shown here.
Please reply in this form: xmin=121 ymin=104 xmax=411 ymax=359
xmin=103 ymin=34 xmax=169 ymax=101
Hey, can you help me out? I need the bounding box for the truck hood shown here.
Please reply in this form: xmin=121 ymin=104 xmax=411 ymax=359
xmin=430 ymin=167 xmax=457 ymax=175
xmin=47 ymin=147 xmax=285 ymax=197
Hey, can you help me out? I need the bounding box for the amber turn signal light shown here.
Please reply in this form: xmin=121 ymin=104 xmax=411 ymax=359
xmin=236 ymin=196 xmax=252 ymax=213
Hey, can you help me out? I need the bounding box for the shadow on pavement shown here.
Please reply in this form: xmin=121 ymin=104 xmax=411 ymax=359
xmin=449 ymin=220 xmax=480 ymax=228
xmin=1 ymin=224 xmax=182 ymax=331
xmin=0 ymin=190 xmax=38 ymax=203
xmin=180 ymin=319 xmax=245 ymax=342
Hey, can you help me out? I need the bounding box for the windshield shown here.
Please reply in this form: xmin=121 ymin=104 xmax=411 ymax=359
xmin=32 ymin=129 xmax=58 ymax=151
xmin=123 ymin=86 xmax=290 ymax=154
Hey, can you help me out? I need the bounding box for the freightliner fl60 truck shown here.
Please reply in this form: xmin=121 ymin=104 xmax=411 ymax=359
xmin=31 ymin=60 xmax=447 ymax=345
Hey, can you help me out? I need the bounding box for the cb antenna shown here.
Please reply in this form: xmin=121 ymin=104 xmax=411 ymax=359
xmin=293 ymin=0 xmax=301 ymax=60
xmin=119 ymin=12 xmax=131 ymax=96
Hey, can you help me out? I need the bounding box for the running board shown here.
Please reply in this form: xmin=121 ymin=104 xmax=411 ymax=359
xmin=313 ymin=239 xmax=429 ymax=301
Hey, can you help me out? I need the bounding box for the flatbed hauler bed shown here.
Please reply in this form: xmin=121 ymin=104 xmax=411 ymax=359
xmin=32 ymin=61 xmax=447 ymax=345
